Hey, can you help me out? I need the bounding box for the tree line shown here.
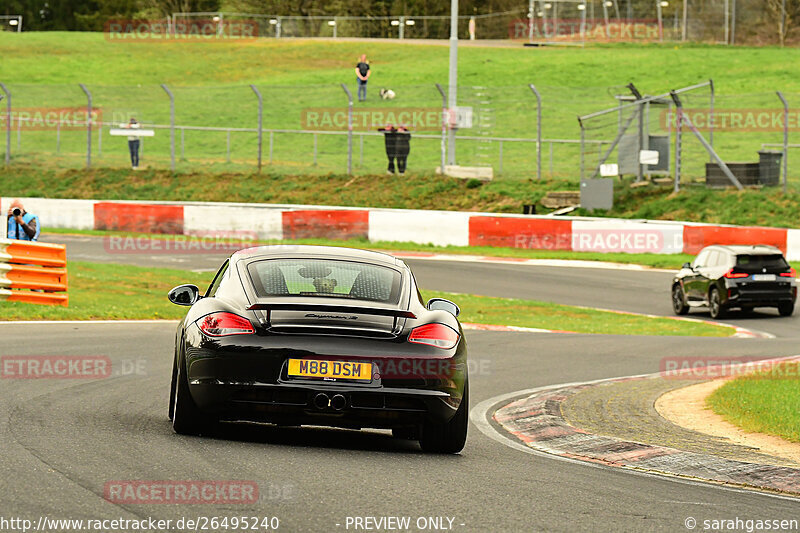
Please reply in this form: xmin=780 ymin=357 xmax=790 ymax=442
xmin=2 ymin=0 xmax=799 ymax=45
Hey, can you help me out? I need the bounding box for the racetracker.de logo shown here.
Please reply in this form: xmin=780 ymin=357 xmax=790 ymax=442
xmin=659 ymin=357 xmax=800 ymax=380
xmin=0 ymin=108 xmax=102 ymax=131
xmin=661 ymin=108 xmax=800 ymax=132
xmin=1 ymin=356 xmax=112 ymax=379
xmin=103 ymin=232 xmax=258 ymax=255
xmin=301 ymin=108 xmax=446 ymax=132
xmin=104 ymin=19 xmax=259 ymax=41
xmin=104 ymin=480 xmax=259 ymax=504
xmin=509 ymin=19 xmax=660 ymax=42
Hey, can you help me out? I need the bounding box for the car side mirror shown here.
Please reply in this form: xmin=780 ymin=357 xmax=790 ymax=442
xmin=427 ymin=297 xmax=460 ymax=317
xmin=168 ymin=284 xmax=200 ymax=306
xmin=682 ymin=262 xmax=693 ymax=270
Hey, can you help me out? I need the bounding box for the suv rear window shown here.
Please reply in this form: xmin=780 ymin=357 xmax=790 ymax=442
xmin=735 ymin=254 xmax=789 ymax=270
xmin=247 ymin=259 xmax=402 ymax=304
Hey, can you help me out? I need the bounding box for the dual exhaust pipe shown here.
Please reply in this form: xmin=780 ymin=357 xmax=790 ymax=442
xmin=313 ymin=392 xmax=347 ymax=411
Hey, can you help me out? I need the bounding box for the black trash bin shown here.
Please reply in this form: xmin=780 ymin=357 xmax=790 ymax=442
xmin=758 ymin=150 xmax=783 ymax=186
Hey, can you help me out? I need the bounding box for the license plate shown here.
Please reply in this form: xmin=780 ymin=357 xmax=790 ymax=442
xmin=287 ymin=359 xmax=372 ymax=382
xmin=752 ymin=274 xmax=776 ymax=281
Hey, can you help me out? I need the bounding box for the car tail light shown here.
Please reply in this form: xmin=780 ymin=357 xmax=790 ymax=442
xmin=724 ymin=269 xmax=749 ymax=279
xmin=197 ymin=312 xmax=255 ymax=336
xmin=780 ymin=268 xmax=796 ymax=278
xmin=408 ymin=323 xmax=460 ymax=349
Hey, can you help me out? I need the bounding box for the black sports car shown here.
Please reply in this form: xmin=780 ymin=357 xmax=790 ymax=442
xmin=167 ymin=245 xmax=468 ymax=453
xmin=671 ymin=244 xmax=796 ymax=319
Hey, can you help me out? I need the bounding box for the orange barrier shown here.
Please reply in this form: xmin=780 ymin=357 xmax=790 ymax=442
xmin=0 ymin=239 xmax=66 ymax=267
xmin=0 ymin=239 xmax=68 ymax=307
xmin=0 ymin=264 xmax=68 ymax=291
xmin=0 ymin=288 xmax=68 ymax=307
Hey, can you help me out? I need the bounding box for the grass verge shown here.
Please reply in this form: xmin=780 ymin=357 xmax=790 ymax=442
xmin=0 ymin=261 xmax=730 ymax=336
xmin=707 ymin=362 xmax=800 ymax=443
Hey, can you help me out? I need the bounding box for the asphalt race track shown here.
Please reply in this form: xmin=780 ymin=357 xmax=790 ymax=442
xmin=2 ymin=235 xmax=798 ymax=532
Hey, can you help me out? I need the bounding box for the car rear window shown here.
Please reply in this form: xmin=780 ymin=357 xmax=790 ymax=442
xmin=736 ymin=254 xmax=789 ymax=270
xmin=247 ymin=259 xmax=402 ymax=304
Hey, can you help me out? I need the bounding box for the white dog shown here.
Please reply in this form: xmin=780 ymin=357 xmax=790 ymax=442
xmin=380 ymin=88 xmax=396 ymax=100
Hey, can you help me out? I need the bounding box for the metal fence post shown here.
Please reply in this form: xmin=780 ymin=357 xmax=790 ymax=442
xmin=0 ymin=83 xmax=10 ymax=166
xmin=777 ymin=91 xmax=789 ymax=193
xmin=578 ymin=117 xmax=585 ymax=180
xmin=435 ymin=83 xmax=447 ymax=173
xmin=79 ymin=83 xmax=92 ymax=169
xmin=250 ymin=84 xmax=263 ymax=173
xmin=709 ymin=79 xmax=715 ymax=162
xmin=528 ymin=84 xmax=542 ymax=181
xmin=498 ymin=140 xmax=503 ymax=175
xmin=161 ymin=84 xmax=175 ymax=171
xmin=674 ymin=106 xmax=682 ymax=192
xmin=341 ymin=83 xmax=353 ymax=175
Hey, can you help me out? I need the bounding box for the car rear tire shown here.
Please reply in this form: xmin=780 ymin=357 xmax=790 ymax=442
xmin=779 ymin=302 xmax=794 ymax=316
xmin=420 ymin=380 xmax=468 ymax=454
xmin=709 ymin=287 xmax=726 ymax=319
xmin=172 ymin=350 xmax=217 ymax=436
xmin=168 ymin=354 xmax=177 ymax=421
xmin=672 ymin=284 xmax=689 ymax=315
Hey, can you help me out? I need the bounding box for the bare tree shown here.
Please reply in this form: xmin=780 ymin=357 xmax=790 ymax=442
xmin=766 ymin=0 xmax=800 ymax=45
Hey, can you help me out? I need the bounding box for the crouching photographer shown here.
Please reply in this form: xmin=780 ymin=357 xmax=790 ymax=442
xmin=7 ymin=200 xmax=40 ymax=241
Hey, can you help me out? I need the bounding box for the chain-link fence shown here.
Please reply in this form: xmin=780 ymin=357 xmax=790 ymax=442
xmin=578 ymin=82 xmax=800 ymax=190
xmin=2 ymin=81 xmax=799 ymax=187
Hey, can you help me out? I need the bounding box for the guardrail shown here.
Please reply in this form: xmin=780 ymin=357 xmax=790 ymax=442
xmin=0 ymin=239 xmax=68 ymax=306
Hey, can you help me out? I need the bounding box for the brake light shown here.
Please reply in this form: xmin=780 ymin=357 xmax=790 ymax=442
xmin=724 ymin=269 xmax=749 ymax=279
xmin=408 ymin=323 xmax=460 ymax=349
xmin=780 ymin=268 xmax=796 ymax=278
xmin=197 ymin=312 xmax=255 ymax=336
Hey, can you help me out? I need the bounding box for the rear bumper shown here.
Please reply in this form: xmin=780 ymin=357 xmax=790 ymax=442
xmin=726 ymin=285 xmax=796 ymax=307
xmin=188 ymin=380 xmax=458 ymax=429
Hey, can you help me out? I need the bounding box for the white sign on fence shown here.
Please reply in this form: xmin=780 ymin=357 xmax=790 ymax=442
xmin=599 ymin=163 xmax=619 ymax=177
xmin=109 ymin=129 xmax=155 ymax=137
xmin=639 ymin=149 xmax=660 ymax=165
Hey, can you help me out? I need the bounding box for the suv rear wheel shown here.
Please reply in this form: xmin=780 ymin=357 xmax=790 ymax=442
xmin=709 ymin=287 xmax=726 ymax=319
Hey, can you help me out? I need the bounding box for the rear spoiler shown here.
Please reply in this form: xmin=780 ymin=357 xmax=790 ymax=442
xmin=246 ymin=302 xmax=416 ymax=319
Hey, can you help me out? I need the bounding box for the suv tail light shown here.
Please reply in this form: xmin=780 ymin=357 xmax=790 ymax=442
xmin=197 ymin=312 xmax=255 ymax=336
xmin=780 ymin=268 xmax=796 ymax=278
xmin=408 ymin=323 xmax=460 ymax=349
xmin=724 ymin=269 xmax=749 ymax=279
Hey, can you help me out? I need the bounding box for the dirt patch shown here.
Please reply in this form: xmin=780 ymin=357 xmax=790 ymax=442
xmin=656 ymin=379 xmax=800 ymax=465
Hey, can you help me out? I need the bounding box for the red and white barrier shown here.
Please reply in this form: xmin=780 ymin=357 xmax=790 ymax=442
xmin=3 ymin=196 xmax=799 ymax=257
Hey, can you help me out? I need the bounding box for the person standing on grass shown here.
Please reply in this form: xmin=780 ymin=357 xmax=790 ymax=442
xmin=355 ymin=54 xmax=370 ymax=102
xmin=121 ymin=117 xmax=141 ymax=170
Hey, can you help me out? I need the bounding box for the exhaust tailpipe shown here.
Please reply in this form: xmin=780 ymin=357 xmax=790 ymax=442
xmin=313 ymin=393 xmax=330 ymax=410
xmin=330 ymin=394 xmax=347 ymax=411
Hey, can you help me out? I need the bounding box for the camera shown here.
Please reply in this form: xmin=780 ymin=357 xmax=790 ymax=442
xmin=11 ymin=207 xmax=21 ymax=217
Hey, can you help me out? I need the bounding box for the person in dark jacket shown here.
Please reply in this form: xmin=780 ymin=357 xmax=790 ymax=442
xmin=6 ymin=199 xmax=40 ymax=241
xmin=380 ymin=124 xmax=412 ymax=174
xmin=394 ymin=126 xmax=411 ymax=174
xmin=380 ymin=124 xmax=398 ymax=174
